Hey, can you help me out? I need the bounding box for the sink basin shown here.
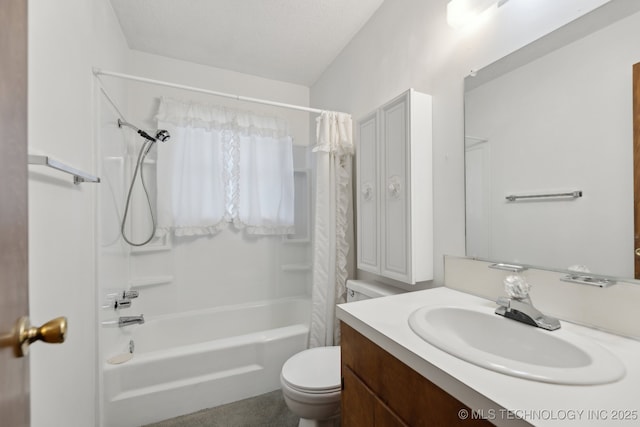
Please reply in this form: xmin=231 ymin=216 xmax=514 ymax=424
xmin=408 ymin=305 xmax=625 ymax=385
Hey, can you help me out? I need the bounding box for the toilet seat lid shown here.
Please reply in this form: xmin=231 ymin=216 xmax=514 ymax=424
xmin=281 ymin=346 xmax=341 ymax=392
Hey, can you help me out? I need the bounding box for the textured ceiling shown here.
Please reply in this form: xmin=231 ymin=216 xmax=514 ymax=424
xmin=109 ymin=0 xmax=385 ymax=86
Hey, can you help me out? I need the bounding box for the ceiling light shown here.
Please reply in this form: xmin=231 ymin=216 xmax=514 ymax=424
xmin=447 ymin=0 xmax=510 ymax=29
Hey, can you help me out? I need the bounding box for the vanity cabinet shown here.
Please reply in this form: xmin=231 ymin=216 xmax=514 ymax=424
xmin=356 ymin=89 xmax=433 ymax=284
xmin=341 ymin=323 xmax=491 ymax=427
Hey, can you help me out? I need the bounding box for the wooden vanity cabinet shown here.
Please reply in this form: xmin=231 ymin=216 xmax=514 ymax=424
xmin=341 ymin=323 xmax=492 ymax=426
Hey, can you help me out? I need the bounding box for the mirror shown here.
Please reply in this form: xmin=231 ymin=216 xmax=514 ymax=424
xmin=464 ymin=0 xmax=640 ymax=281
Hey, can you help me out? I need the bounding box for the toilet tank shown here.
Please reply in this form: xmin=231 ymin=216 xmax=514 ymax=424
xmin=346 ymin=279 xmax=405 ymax=302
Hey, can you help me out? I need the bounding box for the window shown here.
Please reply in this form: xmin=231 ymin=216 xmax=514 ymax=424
xmin=155 ymin=97 xmax=294 ymax=237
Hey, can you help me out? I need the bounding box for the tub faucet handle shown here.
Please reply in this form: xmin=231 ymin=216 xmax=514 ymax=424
xmin=114 ymin=299 xmax=132 ymax=309
xmin=123 ymin=290 xmax=139 ymax=299
xmin=111 ymin=290 xmax=139 ymax=310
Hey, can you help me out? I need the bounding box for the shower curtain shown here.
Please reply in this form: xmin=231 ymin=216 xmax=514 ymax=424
xmin=309 ymin=111 xmax=355 ymax=347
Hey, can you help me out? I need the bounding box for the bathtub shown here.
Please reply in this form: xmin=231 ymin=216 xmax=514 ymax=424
xmin=102 ymin=297 xmax=310 ymax=427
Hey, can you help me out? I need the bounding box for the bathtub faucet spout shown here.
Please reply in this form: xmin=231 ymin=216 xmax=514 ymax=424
xmin=118 ymin=315 xmax=145 ymax=327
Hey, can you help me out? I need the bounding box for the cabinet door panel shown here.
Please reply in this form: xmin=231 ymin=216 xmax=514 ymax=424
xmin=356 ymin=113 xmax=379 ymax=273
xmin=342 ymin=366 xmax=408 ymax=427
xmin=374 ymin=400 xmax=409 ymax=427
xmin=342 ymin=366 xmax=376 ymax=427
xmin=381 ymin=96 xmax=410 ymax=280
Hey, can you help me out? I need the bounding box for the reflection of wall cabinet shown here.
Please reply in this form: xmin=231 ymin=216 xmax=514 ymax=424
xmin=356 ymin=89 xmax=432 ymax=284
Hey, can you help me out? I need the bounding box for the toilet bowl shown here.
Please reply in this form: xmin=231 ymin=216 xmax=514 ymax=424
xmin=281 ymin=280 xmax=405 ymax=426
xmin=280 ymin=346 xmax=341 ymax=427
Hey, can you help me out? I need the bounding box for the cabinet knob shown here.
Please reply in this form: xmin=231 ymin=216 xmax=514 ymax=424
xmin=362 ymin=183 xmax=374 ymax=201
xmin=387 ymin=176 xmax=402 ymax=199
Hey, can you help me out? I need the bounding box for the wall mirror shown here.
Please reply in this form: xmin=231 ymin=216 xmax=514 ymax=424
xmin=464 ymin=0 xmax=640 ymax=281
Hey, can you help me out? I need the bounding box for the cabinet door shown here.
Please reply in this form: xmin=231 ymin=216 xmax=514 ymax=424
xmin=342 ymin=366 xmax=408 ymax=427
xmin=380 ymin=94 xmax=411 ymax=281
xmin=356 ymin=112 xmax=380 ymax=273
xmin=342 ymin=366 xmax=375 ymax=427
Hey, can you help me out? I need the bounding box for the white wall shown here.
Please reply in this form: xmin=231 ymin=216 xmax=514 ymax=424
xmin=124 ymin=50 xmax=311 ymax=146
xmin=28 ymin=0 xmax=128 ymax=426
xmin=311 ymin=0 xmax=612 ymax=285
xmin=465 ymin=10 xmax=640 ymax=277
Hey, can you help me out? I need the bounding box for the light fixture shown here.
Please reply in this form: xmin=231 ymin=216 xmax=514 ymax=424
xmin=447 ymin=0 xmax=510 ymax=29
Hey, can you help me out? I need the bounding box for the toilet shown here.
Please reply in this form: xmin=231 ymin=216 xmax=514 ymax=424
xmin=280 ymin=279 xmax=405 ymax=426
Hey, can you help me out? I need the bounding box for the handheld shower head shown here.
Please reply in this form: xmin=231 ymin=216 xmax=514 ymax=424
xmin=118 ymin=119 xmax=171 ymax=143
xmin=118 ymin=118 xmax=170 ymax=247
xmin=155 ymin=129 xmax=170 ymax=142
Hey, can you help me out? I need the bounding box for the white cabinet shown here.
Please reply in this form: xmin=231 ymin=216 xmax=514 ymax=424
xmin=356 ymin=89 xmax=432 ymax=284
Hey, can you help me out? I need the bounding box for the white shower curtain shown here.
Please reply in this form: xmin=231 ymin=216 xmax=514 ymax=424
xmin=309 ymin=111 xmax=355 ymax=348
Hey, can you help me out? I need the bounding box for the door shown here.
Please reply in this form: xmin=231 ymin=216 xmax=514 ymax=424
xmin=0 ymin=0 xmax=30 ymax=425
xmin=634 ymin=62 xmax=640 ymax=279
xmin=465 ymin=137 xmax=492 ymax=259
xmin=356 ymin=112 xmax=380 ymax=273
xmin=380 ymin=94 xmax=409 ymax=281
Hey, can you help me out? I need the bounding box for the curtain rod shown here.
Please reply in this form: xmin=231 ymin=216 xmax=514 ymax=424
xmin=92 ymin=68 xmax=344 ymax=116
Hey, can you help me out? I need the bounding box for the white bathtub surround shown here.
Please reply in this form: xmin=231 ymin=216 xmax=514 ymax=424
xmin=156 ymin=97 xmax=295 ymax=237
xmin=310 ymin=111 xmax=355 ymax=347
xmin=96 ymin=63 xmax=316 ymax=427
xmin=103 ymin=297 xmax=310 ymax=427
xmin=337 ymin=287 xmax=640 ymax=427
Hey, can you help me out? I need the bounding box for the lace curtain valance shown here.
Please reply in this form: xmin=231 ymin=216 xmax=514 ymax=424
xmin=155 ymin=97 xmax=295 ymax=237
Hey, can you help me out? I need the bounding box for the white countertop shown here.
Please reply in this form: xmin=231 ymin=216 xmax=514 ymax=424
xmin=336 ymin=287 xmax=640 ymax=427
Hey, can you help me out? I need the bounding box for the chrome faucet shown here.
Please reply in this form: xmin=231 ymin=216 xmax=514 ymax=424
xmin=118 ymin=314 xmax=145 ymax=327
xmin=495 ymin=296 xmax=560 ymax=331
xmin=495 ymin=273 xmax=560 ymax=331
xmin=114 ymin=290 xmax=139 ymax=309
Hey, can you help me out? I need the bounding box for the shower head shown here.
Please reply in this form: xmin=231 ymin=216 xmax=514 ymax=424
xmin=155 ymin=129 xmax=170 ymax=142
xmin=118 ymin=119 xmax=171 ymax=143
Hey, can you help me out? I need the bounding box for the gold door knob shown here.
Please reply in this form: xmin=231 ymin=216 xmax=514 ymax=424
xmin=636 ymin=248 xmax=640 ymax=257
xmin=0 ymin=316 xmax=67 ymax=358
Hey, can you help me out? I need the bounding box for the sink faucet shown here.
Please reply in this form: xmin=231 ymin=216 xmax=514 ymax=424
xmin=495 ymin=297 xmax=561 ymax=331
xmin=118 ymin=315 xmax=145 ymax=327
xmin=495 ymin=274 xmax=560 ymax=331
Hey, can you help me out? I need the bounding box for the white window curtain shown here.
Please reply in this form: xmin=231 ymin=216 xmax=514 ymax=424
xmin=309 ymin=111 xmax=355 ymax=347
xmin=155 ymin=97 xmax=295 ymax=237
